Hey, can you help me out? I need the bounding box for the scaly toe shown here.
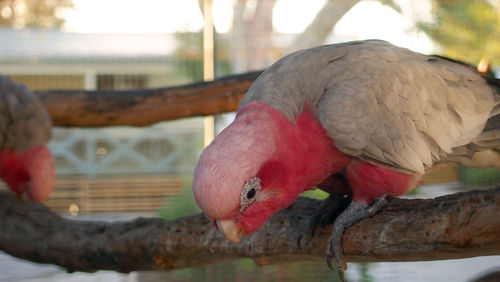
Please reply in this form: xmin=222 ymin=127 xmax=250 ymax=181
xmin=297 ymin=193 xmax=349 ymax=251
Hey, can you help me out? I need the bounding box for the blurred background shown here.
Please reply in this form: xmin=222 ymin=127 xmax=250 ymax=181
xmin=0 ymin=0 xmax=500 ymax=281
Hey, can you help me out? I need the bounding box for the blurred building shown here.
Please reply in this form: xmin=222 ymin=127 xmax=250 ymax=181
xmin=0 ymin=28 xmax=205 ymax=214
xmin=0 ymin=28 xmax=186 ymax=89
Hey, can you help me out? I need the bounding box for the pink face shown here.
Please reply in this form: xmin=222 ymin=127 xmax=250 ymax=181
xmin=194 ymin=101 xmax=351 ymax=243
xmin=193 ymin=102 xmax=280 ymax=221
xmin=201 ymin=160 xmax=294 ymax=243
xmin=203 ymin=157 xmax=308 ymax=244
xmin=0 ymin=145 xmax=55 ymax=201
xmin=214 ymin=175 xmax=279 ymax=237
xmin=193 ymin=102 xmax=289 ymax=242
xmin=193 ymin=101 xmax=321 ymax=242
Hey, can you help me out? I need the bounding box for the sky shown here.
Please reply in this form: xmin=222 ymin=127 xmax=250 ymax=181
xmin=333 ymin=0 xmax=434 ymax=53
xmin=62 ymin=0 xmax=434 ymax=53
xmin=62 ymin=0 xmax=326 ymax=33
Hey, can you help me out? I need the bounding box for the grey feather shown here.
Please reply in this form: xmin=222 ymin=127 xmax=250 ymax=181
xmin=241 ymin=40 xmax=500 ymax=174
xmin=0 ymin=75 xmax=52 ymax=152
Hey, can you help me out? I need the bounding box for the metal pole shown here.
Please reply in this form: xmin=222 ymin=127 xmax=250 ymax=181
xmin=203 ymin=0 xmax=215 ymax=147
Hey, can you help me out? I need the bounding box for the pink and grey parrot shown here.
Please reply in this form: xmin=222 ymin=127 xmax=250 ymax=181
xmin=193 ymin=40 xmax=500 ymax=279
xmin=0 ymin=75 xmax=55 ymax=202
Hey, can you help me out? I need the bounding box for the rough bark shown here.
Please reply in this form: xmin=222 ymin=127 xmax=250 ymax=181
xmin=36 ymin=71 xmax=262 ymax=127
xmin=1 ymin=187 xmax=499 ymax=273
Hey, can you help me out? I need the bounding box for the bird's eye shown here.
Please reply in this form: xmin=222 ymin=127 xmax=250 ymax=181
xmin=246 ymin=188 xmax=256 ymax=199
xmin=240 ymin=176 xmax=261 ymax=212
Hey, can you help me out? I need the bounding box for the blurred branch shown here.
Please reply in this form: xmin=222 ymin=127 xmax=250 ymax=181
xmin=289 ymin=0 xmax=401 ymax=52
xmin=1 ymin=187 xmax=499 ymax=272
xmin=289 ymin=0 xmax=360 ymax=51
xmin=246 ymin=0 xmax=277 ymax=70
xmin=230 ymin=0 xmax=277 ymax=72
xmin=36 ymin=71 xmax=262 ymax=127
xmin=378 ymin=0 xmax=401 ymax=13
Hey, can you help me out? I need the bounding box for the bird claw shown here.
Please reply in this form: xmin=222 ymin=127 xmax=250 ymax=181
xmin=327 ymin=239 xmax=347 ymax=281
xmin=297 ymin=192 xmax=350 ymax=251
xmin=297 ymin=222 xmax=314 ymax=251
xmin=326 ymin=194 xmax=390 ymax=282
xmin=296 ymin=234 xmax=306 ymax=251
xmin=326 ymin=252 xmax=334 ymax=270
xmin=318 ymin=216 xmax=330 ymax=229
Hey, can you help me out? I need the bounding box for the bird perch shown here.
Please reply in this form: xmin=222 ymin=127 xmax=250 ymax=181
xmin=36 ymin=71 xmax=262 ymax=127
xmin=1 ymin=187 xmax=499 ymax=273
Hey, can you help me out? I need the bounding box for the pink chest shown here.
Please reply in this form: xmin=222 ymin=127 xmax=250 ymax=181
xmin=345 ymin=159 xmax=422 ymax=203
xmin=0 ymin=151 xmax=29 ymax=193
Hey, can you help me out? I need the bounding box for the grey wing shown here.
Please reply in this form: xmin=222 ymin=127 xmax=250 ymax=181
xmin=0 ymin=75 xmax=52 ymax=151
xmin=240 ymin=41 xmax=367 ymax=121
xmin=316 ymin=45 xmax=497 ymax=174
xmin=240 ymin=40 xmax=498 ymax=173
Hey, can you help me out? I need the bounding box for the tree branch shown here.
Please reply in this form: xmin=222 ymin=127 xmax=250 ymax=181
xmin=36 ymin=71 xmax=262 ymax=127
xmin=1 ymin=187 xmax=499 ymax=273
xmin=289 ymin=0 xmax=360 ymax=51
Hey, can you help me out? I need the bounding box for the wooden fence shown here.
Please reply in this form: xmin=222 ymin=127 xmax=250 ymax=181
xmin=47 ymin=175 xmax=183 ymax=214
xmin=0 ymin=175 xmax=184 ymax=214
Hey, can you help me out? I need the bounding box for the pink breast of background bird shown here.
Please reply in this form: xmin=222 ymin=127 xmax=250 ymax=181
xmin=0 ymin=75 xmax=56 ymax=202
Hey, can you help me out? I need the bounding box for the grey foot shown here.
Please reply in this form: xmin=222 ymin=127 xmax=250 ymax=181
xmin=326 ymin=195 xmax=389 ymax=281
xmin=297 ymin=192 xmax=350 ymax=250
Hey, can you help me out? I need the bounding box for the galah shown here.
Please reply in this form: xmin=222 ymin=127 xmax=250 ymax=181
xmin=193 ymin=40 xmax=500 ymax=279
xmin=0 ymin=75 xmax=55 ymax=202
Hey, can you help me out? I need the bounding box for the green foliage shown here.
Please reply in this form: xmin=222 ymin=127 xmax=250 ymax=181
xmin=418 ymin=0 xmax=500 ymax=65
xmin=173 ymin=32 xmax=204 ymax=83
xmin=0 ymin=0 xmax=73 ymax=28
xmin=157 ymin=174 xmax=201 ymax=220
xmin=301 ymin=188 xmax=329 ymax=200
xmin=359 ymin=263 xmax=375 ymax=282
xmin=459 ymin=165 xmax=500 ymax=187
xmin=173 ymin=31 xmax=235 ymax=82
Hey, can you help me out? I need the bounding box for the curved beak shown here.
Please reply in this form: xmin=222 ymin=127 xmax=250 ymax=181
xmin=216 ymin=219 xmax=242 ymax=243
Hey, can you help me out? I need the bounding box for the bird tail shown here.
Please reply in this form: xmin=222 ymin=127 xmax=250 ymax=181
xmin=445 ymin=77 xmax=500 ymax=169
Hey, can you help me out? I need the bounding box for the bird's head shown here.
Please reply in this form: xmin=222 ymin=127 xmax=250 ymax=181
xmin=0 ymin=145 xmax=55 ymax=201
xmin=193 ymin=101 xmax=337 ymax=242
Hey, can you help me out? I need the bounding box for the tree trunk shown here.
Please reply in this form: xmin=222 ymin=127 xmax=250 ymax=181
xmin=246 ymin=0 xmax=277 ymax=70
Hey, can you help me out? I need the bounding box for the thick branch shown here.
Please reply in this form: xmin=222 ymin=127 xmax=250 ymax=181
xmin=36 ymin=71 xmax=262 ymax=127
xmin=1 ymin=187 xmax=499 ymax=273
